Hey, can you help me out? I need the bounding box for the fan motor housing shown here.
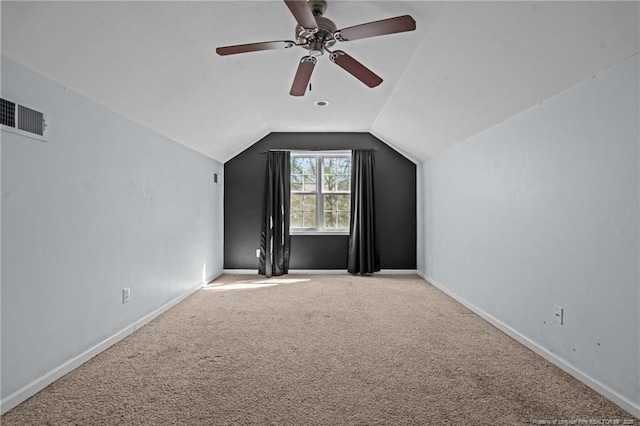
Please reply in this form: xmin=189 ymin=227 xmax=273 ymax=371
xmin=295 ymin=15 xmax=337 ymax=50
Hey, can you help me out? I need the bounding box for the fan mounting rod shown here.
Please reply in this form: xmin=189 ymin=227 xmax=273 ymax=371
xmin=308 ymin=0 xmax=327 ymax=16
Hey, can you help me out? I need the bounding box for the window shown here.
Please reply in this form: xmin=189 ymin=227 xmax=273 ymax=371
xmin=290 ymin=152 xmax=351 ymax=233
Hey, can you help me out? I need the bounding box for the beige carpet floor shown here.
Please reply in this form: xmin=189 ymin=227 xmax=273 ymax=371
xmin=2 ymin=274 xmax=636 ymax=425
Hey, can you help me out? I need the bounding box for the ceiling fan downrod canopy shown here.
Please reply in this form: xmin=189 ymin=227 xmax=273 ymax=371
xmin=215 ymin=0 xmax=416 ymax=96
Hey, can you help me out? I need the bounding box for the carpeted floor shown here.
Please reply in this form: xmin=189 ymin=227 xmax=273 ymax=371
xmin=2 ymin=274 xmax=636 ymax=425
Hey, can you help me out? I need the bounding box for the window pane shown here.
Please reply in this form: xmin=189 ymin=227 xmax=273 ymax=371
xmin=324 ymin=210 xmax=351 ymax=228
xmin=337 ymin=177 xmax=350 ymax=191
xmin=292 ymin=157 xmax=317 ymax=192
xmin=291 ymin=194 xmax=316 ymax=228
xmin=324 ymin=194 xmax=350 ymax=228
xmin=302 ymin=194 xmax=315 ymax=210
xmin=291 ymin=174 xmax=303 ymax=191
xmin=323 ymin=157 xmax=351 ymax=192
xmin=292 ymin=157 xmax=316 ymax=174
xmin=338 ymin=211 xmax=350 ymax=228
xmin=303 ymin=174 xmax=316 ymax=192
xmin=291 ymin=210 xmax=303 ymax=228
xmin=324 ymin=211 xmax=337 ymax=228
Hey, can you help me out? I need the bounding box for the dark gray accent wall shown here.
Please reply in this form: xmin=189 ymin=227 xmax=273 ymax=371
xmin=224 ymin=132 xmax=416 ymax=270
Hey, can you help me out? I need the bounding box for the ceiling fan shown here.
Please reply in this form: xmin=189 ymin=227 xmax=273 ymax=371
xmin=216 ymin=0 xmax=416 ymax=96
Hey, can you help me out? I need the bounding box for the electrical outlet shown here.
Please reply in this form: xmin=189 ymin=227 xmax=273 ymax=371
xmin=553 ymin=305 xmax=563 ymax=324
xmin=256 ymin=249 xmax=261 ymax=258
xmin=122 ymin=287 xmax=131 ymax=304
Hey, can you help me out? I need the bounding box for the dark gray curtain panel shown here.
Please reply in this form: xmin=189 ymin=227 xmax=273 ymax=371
xmin=348 ymin=149 xmax=380 ymax=274
xmin=259 ymin=151 xmax=291 ymax=277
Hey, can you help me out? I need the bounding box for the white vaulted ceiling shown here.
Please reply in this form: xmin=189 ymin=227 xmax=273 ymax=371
xmin=2 ymin=1 xmax=638 ymax=162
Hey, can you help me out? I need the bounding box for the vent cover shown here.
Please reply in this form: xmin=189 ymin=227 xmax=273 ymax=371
xmin=1 ymin=98 xmax=16 ymax=128
xmin=18 ymin=105 xmax=45 ymax=136
xmin=1 ymin=97 xmax=46 ymax=141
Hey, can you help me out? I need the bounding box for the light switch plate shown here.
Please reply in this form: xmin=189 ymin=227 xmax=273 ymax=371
xmin=122 ymin=287 xmax=131 ymax=304
xmin=553 ymin=305 xmax=563 ymax=324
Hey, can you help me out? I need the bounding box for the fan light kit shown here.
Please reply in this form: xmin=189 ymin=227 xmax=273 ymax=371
xmin=216 ymin=0 xmax=416 ymax=96
xmin=315 ymin=100 xmax=329 ymax=107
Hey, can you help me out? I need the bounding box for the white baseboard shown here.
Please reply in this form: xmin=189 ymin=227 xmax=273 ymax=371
xmin=222 ymin=269 xmax=349 ymax=275
xmin=1 ymin=324 xmax=135 ymax=415
xmin=0 ymin=276 xmax=216 ymax=415
xmin=131 ymin=279 xmax=211 ymax=332
xmin=223 ymin=269 xmax=259 ymax=275
xmin=417 ymin=271 xmax=640 ymax=419
xmin=377 ymin=269 xmax=418 ymax=275
xmin=222 ymin=269 xmax=418 ymax=275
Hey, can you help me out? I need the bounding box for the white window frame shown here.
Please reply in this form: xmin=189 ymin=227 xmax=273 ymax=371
xmin=290 ymin=150 xmax=351 ymax=235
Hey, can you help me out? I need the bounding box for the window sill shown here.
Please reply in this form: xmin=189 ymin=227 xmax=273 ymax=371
xmin=291 ymin=231 xmax=349 ymax=236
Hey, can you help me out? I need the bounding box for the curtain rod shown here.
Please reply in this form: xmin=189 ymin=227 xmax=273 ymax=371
xmin=259 ymin=148 xmax=376 ymax=154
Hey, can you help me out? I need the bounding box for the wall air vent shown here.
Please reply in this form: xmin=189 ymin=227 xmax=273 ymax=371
xmin=1 ymin=98 xmax=16 ymax=128
xmin=0 ymin=96 xmax=46 ymax=141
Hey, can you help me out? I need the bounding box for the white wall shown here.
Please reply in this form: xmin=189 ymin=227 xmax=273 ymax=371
xmin=420 ymin=54 xmax=639 ymax=415
xmin=1 ymin=57 xmax=224 ymax=410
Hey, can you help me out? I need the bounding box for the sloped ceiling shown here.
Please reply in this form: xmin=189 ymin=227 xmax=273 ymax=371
xmin=2 ymin=1 xmax=638 ymax=163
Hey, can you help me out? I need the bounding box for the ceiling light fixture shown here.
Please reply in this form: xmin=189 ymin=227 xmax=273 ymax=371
xmin=315 ymin=100 xmax=329 ymax=107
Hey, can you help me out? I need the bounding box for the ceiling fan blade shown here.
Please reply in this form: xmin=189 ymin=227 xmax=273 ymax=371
xmin=290 ymin=56 xmax=317 ymax=96
xmin=216 ymin=40 xmax=296 ymax=56
xmin=336 ymin=15 xmax=416 ymax=42
xmin=284 ymin=0 xmax=318 ymax=32
xmin=329 ymin=50 xmax=382 ymax=88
